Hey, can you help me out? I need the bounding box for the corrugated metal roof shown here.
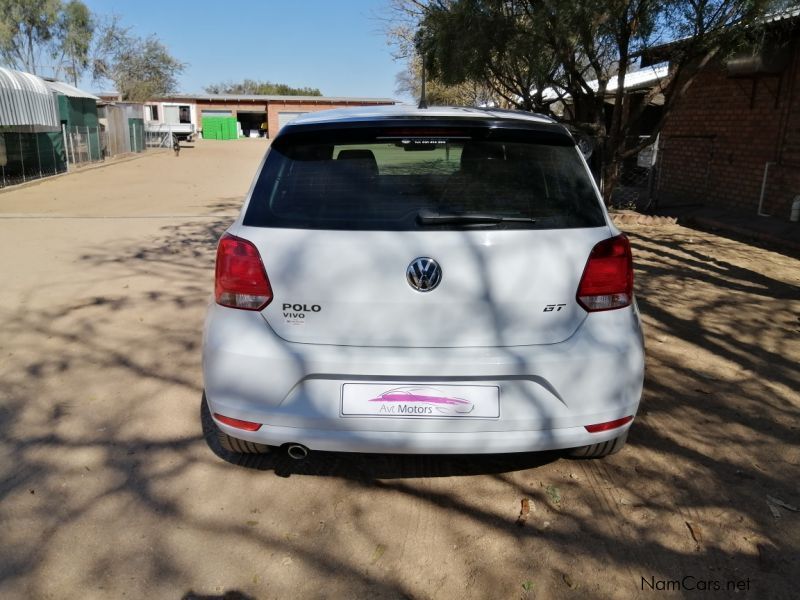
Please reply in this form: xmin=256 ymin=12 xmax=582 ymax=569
xmin=101 ymin=92 xmax=397 ymax=104
xmin=763 ymin=6 xmax=800 ymax=24
xmin=0 ymin=67 xmax=60 ymax=131
xmin=45 ymin=80 xmax=100 ymax=100
xmin=541 ymin=64 xmax=670 ymax=101
xmin=600 ymin=64 xmax=670 ymax=93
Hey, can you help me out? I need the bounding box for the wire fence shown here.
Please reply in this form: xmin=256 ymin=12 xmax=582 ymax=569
xmin=62 ymin=126 xmax=104 ymax=166
xmin=0 ymin=124 xmax=175 ymax=189
xmin=0 ymin=131 xmax=67 ymax=189
xmin=144 ymin=129 xmax=176 ymax=149
xmin=610 ymin=136 xmax=659 ymax=211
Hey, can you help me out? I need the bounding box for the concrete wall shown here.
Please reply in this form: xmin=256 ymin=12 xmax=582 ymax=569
xmin=657 ymin=40 xmax=800 ymax=220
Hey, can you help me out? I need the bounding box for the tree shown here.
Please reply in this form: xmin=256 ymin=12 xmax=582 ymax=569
xmin=204 ymin=80 xmax=322 ymax=96
xmin=0 ymin=2 xmax=183 ymax=99
xmin=55 ymin=0 xmax=93 ymax=85
xmin=102 ymin=35 xmax=185 ymax=101
xmin=395 ymin=55 xmax=500 ymax=106
xmin=392 ymin=0 xmax=778 ymax=201
xmin=382 ymin=0 xmax=492 ymax=105
xmin=0 ymin=0 xmax=61 ymax=74
xmin=0 ymin=0 xmax=93 ymax=83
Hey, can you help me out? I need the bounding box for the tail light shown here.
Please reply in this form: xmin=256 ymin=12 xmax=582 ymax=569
xmin=213 ymin=413 xmax=262 ymax=431
xmin=585 ymin=415 xmax=634 ymax=432
xmin=215 ymin=234 xmax=272 ymax=310
xmin=576 ymin=235 xmax=633 ymax=312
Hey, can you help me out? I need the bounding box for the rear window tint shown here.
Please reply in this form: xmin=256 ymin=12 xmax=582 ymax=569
xmin=244 ymin=130 xmax=605 ymax=230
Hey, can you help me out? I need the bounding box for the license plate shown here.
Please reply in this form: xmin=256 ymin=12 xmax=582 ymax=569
xmin=341 ymin=383 xmax=500 ymax=418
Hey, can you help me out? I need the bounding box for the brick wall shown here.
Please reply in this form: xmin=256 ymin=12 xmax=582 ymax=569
xmin=266 ymin=101 xmax=393 ymax=138
xmin=144 ymin=96 xmax=394 ymax=138
xmin=657 ymin=42 xmax=800 ymax=220
xmin=195 ymin=102 xmax=268 ymax=122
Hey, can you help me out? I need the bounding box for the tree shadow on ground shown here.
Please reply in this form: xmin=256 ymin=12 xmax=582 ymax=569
xmin=1 ymin=217 xmax=797 ymax=598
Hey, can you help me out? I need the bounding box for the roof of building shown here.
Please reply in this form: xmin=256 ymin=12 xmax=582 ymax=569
xmin=642 ymin=6 xmax=800 ymax=63
xmin=163 ymin=93 xmax=396 ymax=103
xmin=0 ymin=66 xmax=60 ymax=131
xmin=97 ymin=92 xmax=397 ymax=104
xmin=44 ymin=79 xmax=100 ymax=100
xmin=602 ymin=63 xmax=670 ymax=93
xmin=763 ymin=5 xmax=800 ymax=24
xmin=541 ymin=63 xmax=670 ymax=102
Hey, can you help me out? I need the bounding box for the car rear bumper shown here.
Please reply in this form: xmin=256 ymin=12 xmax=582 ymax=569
xmin=210 ymin=418 xmax=635 ymax=454
xmin=202 ymin=303 xmax=645 ymax=454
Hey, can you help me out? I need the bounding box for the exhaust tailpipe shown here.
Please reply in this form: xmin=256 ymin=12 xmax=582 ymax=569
xmin=286 ymin=444 xmax=309 ymax=460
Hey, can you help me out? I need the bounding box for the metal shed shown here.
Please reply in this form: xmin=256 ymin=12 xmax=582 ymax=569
xmin=0 ymin=67 xmax=60 ymax=132
xmin=45 ymin=79 xmax=103 ymax=163
xmin=1 ymin=67 xmax=67 ymax=187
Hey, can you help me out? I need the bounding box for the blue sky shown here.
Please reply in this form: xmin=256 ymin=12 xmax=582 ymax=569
xmin=81 ymin=0 xmax=406 ymax=100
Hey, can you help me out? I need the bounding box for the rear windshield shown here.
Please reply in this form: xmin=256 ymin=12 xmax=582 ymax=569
xmin=244 ymin=128 xmax=605 ymax=230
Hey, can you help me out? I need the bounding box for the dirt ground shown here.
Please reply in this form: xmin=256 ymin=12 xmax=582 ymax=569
xmin=0 ymin=139 xmax=797 ymax=600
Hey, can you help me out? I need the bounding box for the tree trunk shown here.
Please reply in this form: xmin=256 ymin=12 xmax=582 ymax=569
xmin=27 ymin=29 xmax=35 ymax=74
xmin=601 ymin=156 xmax=620 ymax=205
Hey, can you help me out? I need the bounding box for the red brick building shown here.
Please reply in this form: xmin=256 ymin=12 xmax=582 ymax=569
xmin=98 ymin=93 xmax=396 ymax=139
xmin=655 ymin=12 xmax=800 ymax=221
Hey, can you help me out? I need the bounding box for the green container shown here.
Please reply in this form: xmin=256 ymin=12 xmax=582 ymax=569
xmin=202 ymin=116 xmax=238 ymax=140
xmin=128 ymin=118 xmax=145 ymax=152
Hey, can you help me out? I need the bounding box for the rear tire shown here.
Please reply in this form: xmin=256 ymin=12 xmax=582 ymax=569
xmin=568 ymin=431 xmax=628 ymax=458
xmin=215 ymin=428 xmax=272 ymax=454
xmin=203 ymin=395 xmax=271 ymax=455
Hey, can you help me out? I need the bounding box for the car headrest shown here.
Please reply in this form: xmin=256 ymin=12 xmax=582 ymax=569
xmin=336 ymin=149 xmax=378 ymax=177
xmin=460 ymin=142 xmax=505 ymax=175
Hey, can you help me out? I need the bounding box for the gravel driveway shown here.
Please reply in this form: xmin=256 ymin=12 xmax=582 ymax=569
xmin=0 ymin=140 xmax=797 ymax=599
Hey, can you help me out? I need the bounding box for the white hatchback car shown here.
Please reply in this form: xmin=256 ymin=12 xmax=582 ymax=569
xmin=203 ymin=106 xmax=644 ymax=460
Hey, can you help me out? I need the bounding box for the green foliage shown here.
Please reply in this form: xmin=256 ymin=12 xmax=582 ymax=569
xmin=0 ymin=0 xmax=94 ymax=83
xmin=204 ymin=79 xmax=322 ymax=96
xmin=56 ymin=0 xmax=93 ymax=85
xmin=395 ymin=55 xmax=498 ymax=106
xmin=0 ymin=1 xmax=183 ymax=99
xmin=110 ymin=36 xmax=185 ymax=101
xmin=0 ymin=0 xmax=61 ymax=74
xmin=410 ymin=0 xmax=779 ymax=199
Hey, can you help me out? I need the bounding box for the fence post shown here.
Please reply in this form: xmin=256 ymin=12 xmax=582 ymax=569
xmin=62 ymin=124 xmax=70 ymax=171
xmin=35 ymin=134 xmax=42 ymax=178
xmin=19 ymin=134 xmax=25 ymax=183
xmin=133 ymin=123 xmax=137 ymax=153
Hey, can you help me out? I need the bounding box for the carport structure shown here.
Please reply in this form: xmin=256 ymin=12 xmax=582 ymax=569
xmin=0 ymin=66 xmax=65 ymax=187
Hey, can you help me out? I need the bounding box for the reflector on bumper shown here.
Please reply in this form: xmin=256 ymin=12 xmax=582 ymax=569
xmin=585 ymin=415 xmax=633 ymax=433
xmin=213 ymin=413 xmax=262 ymax=431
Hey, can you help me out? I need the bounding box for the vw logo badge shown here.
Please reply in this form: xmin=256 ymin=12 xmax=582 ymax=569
xmin=407 ymin=257 xmax=442 ymax=292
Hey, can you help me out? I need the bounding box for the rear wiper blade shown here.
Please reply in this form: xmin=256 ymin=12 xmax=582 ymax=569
xmin=417 ymin=208 xmax=536 ymax=225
